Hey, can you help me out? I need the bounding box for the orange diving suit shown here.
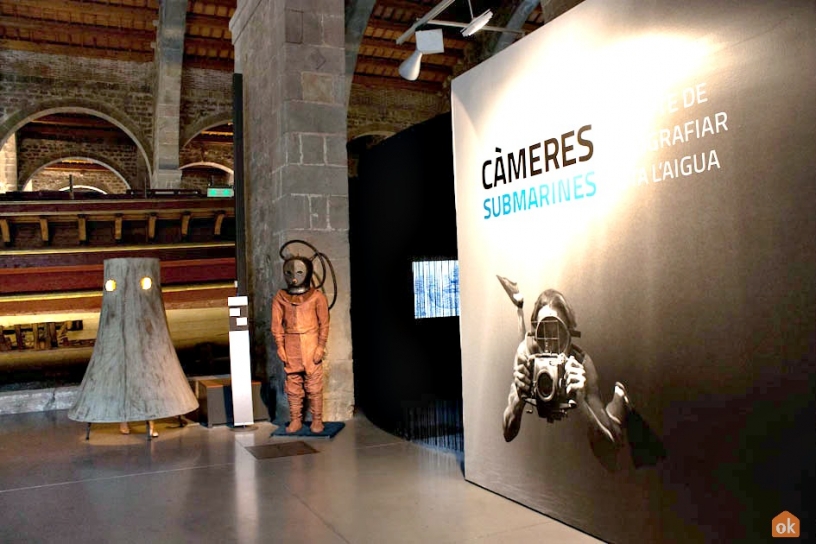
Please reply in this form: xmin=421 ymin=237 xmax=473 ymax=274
xmin=271 ymin=287 xmax=330 ymax=433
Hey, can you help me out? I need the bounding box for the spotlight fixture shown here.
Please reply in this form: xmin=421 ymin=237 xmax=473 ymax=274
xmin=396 ymin=0 xmax=456 ymax=45
xmin=396 ymin=0 xmax=525 ymax=47
xmin=395 ymin=0 xmax=525 ymax=80
xmin=399 ymin=29 xmax=445 ymax=81
xmin=399 ymin=50 xmax=423 ymax=81
xmin=461 ymin=0 xmax=493 ymax=37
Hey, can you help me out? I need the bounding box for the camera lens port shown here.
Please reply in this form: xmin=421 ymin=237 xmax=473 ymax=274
xmin=536 ymin=372 xmax=555 ymax=401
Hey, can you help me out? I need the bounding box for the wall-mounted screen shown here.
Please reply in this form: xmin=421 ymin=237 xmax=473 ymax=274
xmin=412 ymin=259 xmax=460 ymax=319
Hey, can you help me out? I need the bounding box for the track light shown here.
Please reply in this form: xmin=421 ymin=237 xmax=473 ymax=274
xmin=398 ymin=29 xmax=445 ymax=81
xmin=396 ymin=0 xmax=456 ymax=45
xmin=462 ymin=9 xmax=493 ymax=37
xmin=395 ymin=0 xmax=525 ymax=81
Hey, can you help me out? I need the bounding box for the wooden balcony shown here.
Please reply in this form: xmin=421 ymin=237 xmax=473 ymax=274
xmin=0 ymin=192 xmax=237 ymax=315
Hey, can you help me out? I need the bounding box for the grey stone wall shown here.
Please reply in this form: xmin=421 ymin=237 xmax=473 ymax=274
xmin=1 ymin=48 xmax=234 ymax=192
xmin=181 ymin=68 xmax=234 ymax=141
xmin=0 ymin=50 xmax=155 ymax=148
xmin=17 ymin=138 xmax=138 ymax=189
xmin=232 ymin=0 xmax=353 ymax=423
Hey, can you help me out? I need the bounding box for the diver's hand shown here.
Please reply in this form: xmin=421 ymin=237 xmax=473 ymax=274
xmin=564 ymin=355 xmax=586 ymax=397
xmin=514 ymin=354 xmax=533 ymax=399
xmin=313 ymin=346 xmax=325 ymax=363
xmin=277 ymin=347 xmax=287 ymax=363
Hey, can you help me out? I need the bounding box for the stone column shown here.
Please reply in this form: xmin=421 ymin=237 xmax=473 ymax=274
xmin=0 ymin=134 xmax=16 ymax=192
xmin=231 ymin=0 xmax=353 ymax=423
xmin=151 ymin=0 xmax=186 ymax=189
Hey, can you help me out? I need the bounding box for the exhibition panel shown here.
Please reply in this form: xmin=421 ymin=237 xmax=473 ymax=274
xmin=452 ymin=1 xmax=815 ymax=542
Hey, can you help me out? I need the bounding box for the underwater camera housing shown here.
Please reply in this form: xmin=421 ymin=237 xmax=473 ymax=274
xmin=525 ymin=315 xmax=578 ymax=422
xmin=527 ymin=353 xmax=576 ymax=421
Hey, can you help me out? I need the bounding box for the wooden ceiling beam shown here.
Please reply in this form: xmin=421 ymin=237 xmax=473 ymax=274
xmin=365 ymin=17 xmax=419 ymax=36
xmin=18 ymin=125 xmax=133 ymax=143
xmin=184 ymin=36 xmax=233 ymax=50
xmin=186 ymin=12 xmax=232 ymax=30
xmin=375 ymin=0 xmax=436 ymax=11
xmin=359 ymin=37 xmax=462 ymax=67
xmin=0 ymin=39 xmax=153 ymax=62
xmin=30 ymin=115 xmax=118 ymax=129
xmin=189 ymin=0 xmax=237 ymax=10
xmin=0 ymin=15 xmax=155 ymax=44
xmin=0 ymin=0 xmax=157 ymax=23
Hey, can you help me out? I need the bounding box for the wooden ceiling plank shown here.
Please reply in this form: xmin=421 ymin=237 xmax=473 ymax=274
xmin=0 ymin=38 xmax=154 ymax=61
xmin=0 ymin=15 xmax=155 ymax=44
xmin=29 ymin=115 xmax=118 ymax=129
xmin=360 ymin=36 xmax=463 ymax=66
xmin=374 ymin=0 xmax=439 ymax=14
xmin=19 ymin=125 xmax=132 ymax=143
xmin=186 ymin=12 xmax=232 ymax=31
xmin=189 ymin=0 xmax=237 ymax=11
xmin=184 ymin=35 xmax=232 ymax=50
xmin=1 ymin=0 xmax=157 ymax=23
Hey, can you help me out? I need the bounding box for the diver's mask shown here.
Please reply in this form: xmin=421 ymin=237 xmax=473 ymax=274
xmin=283 ymin=257 xmax=313 ymax=295
xmin=533 ymin=315 xmax=579 ymax=355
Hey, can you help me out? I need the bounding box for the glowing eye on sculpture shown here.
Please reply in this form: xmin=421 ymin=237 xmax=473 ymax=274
xmin=104 ymin=279 xmax=117 ymax=292
xmin=140 ymin=277 xmax=153 ymax=290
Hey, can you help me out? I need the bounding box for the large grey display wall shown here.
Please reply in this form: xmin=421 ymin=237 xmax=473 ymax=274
xmin=451 ymin=1 xmax=815 ymax=542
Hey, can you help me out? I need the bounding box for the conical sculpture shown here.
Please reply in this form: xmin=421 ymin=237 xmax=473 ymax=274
xmin=69 ymin=258 xmax=198 ymax=425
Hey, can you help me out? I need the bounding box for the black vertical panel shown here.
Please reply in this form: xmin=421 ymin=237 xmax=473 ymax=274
xmin=350 ymin=113 xmax=463 ymax=447
xmin=232 ymin=73 xmax=247 ymax=297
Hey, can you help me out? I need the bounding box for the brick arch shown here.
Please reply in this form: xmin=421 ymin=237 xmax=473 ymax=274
xmin=347 ymin=129 xmax=394 ymax=151
xmin=180 ymin=160 xmax=234 ymax=175
xmin=181 ymin=111 xmax=233 ymax=148
xmin=19 ymin=153 xmax=132 ymax=192
xmin=60 ymin=184 xmax=107 ymax=194
xmin=23 ymin=178 xmax=116 ymax=195
xmin=347 ymin=125 xmax=397 ymax=141
xmin=180 ymin=160 xmax=234 ymax=185
xmin=347 ymin=129 xmax=395 ymax=179
xmin=0 ymin=99 xmax=152 ymax=176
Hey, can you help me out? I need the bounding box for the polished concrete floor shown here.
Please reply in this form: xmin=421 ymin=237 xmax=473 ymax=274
xmin=0 ymin=411 xmax=603 ymax=543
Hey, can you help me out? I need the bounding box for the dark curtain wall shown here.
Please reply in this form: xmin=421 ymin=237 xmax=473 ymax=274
xmin=350 ymin=113 xmax=462 ymax=448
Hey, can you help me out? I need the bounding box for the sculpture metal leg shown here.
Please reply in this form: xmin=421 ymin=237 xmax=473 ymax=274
xmin=86 ymin=422 xmax=91 ymax=440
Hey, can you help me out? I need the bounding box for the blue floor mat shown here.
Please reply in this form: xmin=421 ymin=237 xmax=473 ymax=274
xmin=270 ymin=421 xmax=345 ymax=438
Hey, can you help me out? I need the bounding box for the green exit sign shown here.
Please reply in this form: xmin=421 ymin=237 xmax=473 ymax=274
xmin=207 ymin=187 xmax=234 ymax=198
